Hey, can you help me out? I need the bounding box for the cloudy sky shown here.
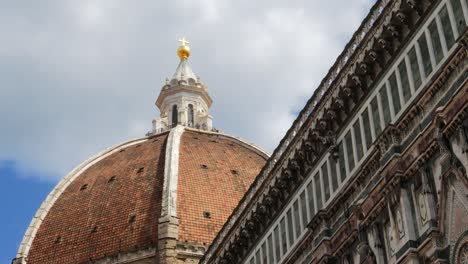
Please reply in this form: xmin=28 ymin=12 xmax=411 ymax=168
xmin=0 ymin=0 xmax=374 ymax=181
xmin=0 ymin=0 xmax=374 ymax=261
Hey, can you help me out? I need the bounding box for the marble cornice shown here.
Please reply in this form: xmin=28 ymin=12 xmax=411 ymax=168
xmin=202 ymin=0 xmax=444 ymax=262
xmin=287 ymin=41 xmax=467 ymax=262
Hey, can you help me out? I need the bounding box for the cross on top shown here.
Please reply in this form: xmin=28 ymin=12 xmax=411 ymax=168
xmin=179 ymin=37 xmax=189 ymax=46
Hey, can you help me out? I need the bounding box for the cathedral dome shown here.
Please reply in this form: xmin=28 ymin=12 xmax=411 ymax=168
xmin=14 ymin=39 xmax=269 ymax=264
xmin=16 ymin=127 xmax=268 ymax=264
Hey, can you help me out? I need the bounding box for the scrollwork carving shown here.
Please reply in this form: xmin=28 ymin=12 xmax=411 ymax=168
xmin=377 ymin=38 xmax=390 ymax=51
xmin=405 ymin=0 xmax=422 ymax=16
xmin=396 ymin=11 xmax=408 ymax=25
xmin=436 ymin=117 xmax=464 ymax=170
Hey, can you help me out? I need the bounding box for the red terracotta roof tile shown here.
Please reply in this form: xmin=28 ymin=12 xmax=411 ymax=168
xmin=27 ymin=133 xmax=167 ymax=264
xmin=177 ymin=130 xmax=267 ymax=245
xmin=26 ymin=129 xmax=267 ymax=263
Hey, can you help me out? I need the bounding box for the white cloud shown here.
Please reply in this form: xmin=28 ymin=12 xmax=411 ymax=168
xmin=0 ymin=0 xmax=373 ymax=181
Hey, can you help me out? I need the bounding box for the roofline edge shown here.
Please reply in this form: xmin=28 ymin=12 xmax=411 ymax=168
xmin=14 ymin=133 xmax=168 ymax=263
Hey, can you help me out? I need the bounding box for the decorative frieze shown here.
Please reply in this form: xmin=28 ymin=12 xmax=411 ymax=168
xmin=201 ymin=0 xmax=463 ymax=262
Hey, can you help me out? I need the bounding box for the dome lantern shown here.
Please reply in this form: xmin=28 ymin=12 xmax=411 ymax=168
xmin=14 ymin=37 xmax=269 ymax=264
xmin=150 ymin=38 xmax=213 ymax=135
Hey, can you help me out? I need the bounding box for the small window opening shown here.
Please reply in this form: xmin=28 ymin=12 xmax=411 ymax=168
xmin=203 ymin=211 xmax=211 ymax=218
xmin=91 ymin=226 xmax=98 ymax=233
xmin=201 ymin=164 xmax=208 ymax=169
xmin=129 ymin=214 xmax=136 ymax=224
xmin=231 ymin=169 xmax=239 ymax=175
xmin=188 ymin=104 xmax=194 ymax=127
xmin=136 ymin=167 xmax=145 ymax=174
xmin=108 ymin=176 xmax=116 ymax=183
xmin=80 ymin=184 xmax=88 ymax=191
xmin=193 ymin=136 xmax=199 ymax=140
xmin=172 ymin=105 xmax=178 ymax=127
xmin=54 ymin=236 xmax=62 ymax=244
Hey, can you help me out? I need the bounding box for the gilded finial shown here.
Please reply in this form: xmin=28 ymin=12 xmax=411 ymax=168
xmin=177 ymin=37 xmax=191 ymax=59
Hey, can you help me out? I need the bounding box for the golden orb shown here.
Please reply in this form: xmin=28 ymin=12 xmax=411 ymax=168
xmin=177 ymin=45 xmax=190 ymax=59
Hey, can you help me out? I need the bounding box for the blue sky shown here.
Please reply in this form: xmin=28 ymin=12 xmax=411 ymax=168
xmin=0 ymin=0 xmax=373 ymax=262
xmin=0 ymin=161 xmax=54 ymax=264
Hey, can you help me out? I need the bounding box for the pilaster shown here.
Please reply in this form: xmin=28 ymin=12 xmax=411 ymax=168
xmin=158 ymin=126 xmax=184 ymax=263
xmin=158 ymin=216 xmax=180 ymax=264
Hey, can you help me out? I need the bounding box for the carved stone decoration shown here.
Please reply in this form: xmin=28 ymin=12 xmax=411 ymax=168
xmin=367 ymin=49 xmax=381 ymax=64
xmin=405 ymin=0 xmax=422 ymax=16
xmin=358 ymin=243 xmax=371 ymax=260
xmin=319 ymin=119 xmax=327 ymax=131
xmin=277 ymin=178 xmax=289 ymax=191
xmin=199 ymin=1 xmax=467 ymax=262
xmin=296 ymin=149 xmax=312 ymax=174
xmin=377 ymin=139 xmax=387 ymax=156
xmin=436 ymin=117 xmax=464 ymax=170
xmin=358 ymin=62 xmax=370 ymax=76
xmin=326 ymin=130 xmax=336 ymax=146
xmin=460 ymin=27 xmax=468 ymax=47
xmin=352 ymin=75 xmax=363 ymax=89
xmin=396 ymin=209 xmax=405 ymax=238
xmin=461 ymin=118 xmax=468 ymax=153
xmin=330 ymin=144 xmax=339 ymax=160
xmin=311 ymin=129 xmax=328 ymax=145
xmin=240 ymin=229 xmax=251 ymax=241
xmin=387 ymin=225 xmax=396 ymax=255
xmin=289 ymin=160 xmax=303 ymax=180
xmin=372 ymin=223 xmax=383 ymax=250
xmin=326 ymin=108 xmax=337 ymax=121
xmin=421 ymin=167 xmax=432 ymax=194
xmin=333 ymin=97 xmax=345 ymax=110
xmin=385 ymin=25 xmax=401 ymax=39
xmin=263 ymin=195 xmax=273 ymax=206
xmin=436 ymin=120 xmax=451 ymax=156
xmin=396 ymin=11 xmax=408 ymax=25
xmin=302 ymin=139 xmax=315 ymax=163
xmin=418 ymin=192 xmax=428 ymax=223
xmin=245 ymin=220 xmax=255 ymax=232
xmin=458 ymin=243 xmax=468 ymax=264
xmin=283 ymin=167 xmax=294 ymax=182
xmin=224 ymin=252 xmax=233 ymax=263
xmin=258 ymin=205 xmax=267 ymax=216
xmin=377 ymin=38 xmax=390 ymax=50
xmin=389 ymin=187 xmax=400 ymax=207
xmin=270 ymin=187 xmax=280 ymax=198
xmin=357 ymin=234 xmax=377 ymax=264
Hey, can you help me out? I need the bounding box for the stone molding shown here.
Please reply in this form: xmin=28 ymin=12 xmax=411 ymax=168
xmin=290 ymin=62 xmax=467 ymax=262
xmin=156 ymin=85 xmax=212 ymax=109
xmin=161 ymin=125 xmax=185 ymax=218
xmin=202 ymin=0 xmax=440 ymax=262
xmin=176 ymin=241 xmax=207 ymax=259
xmin=86 ymin=247 xmax=157 ymax=264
